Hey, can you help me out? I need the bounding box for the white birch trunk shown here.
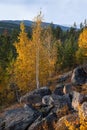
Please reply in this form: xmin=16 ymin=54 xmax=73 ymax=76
xmin=47 ymin=35 xmax=52 ymax=77
xmin=36 ymin=44 xmax=39 ymax=89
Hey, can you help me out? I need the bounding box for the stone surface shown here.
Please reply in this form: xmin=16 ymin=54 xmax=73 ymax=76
xmin=63 ymin=83 xmax=72 ymax=94
xmin=20 ymin=87 xmax=52 ymax=105
xmin=1 ymin=65 xmax=87 ymax=130
xmin=0 ymin=106 xmax=40 ymax=130
xmin=42 ymin=93 xmax=72 ymax=112
xmin=53 ymin=84 xmax=64 ymax=96
xmin=52 ymin=94 xmax=71 ymax=109
xmin=57 ymin=71 xmax=72 ymax=83
xmin=42 ymin=95 xmax=54 ymax=106
xmin=28 ymin=113 xmax=57 ymax=130
xmin=24 ymin=104 xmax=37 ymax=114
xmin=55 ymin=113 xmax=79 ymax=130
xmin=71 ymin=91 xmax=85 ymax=110
xmin=20 ymin=94 xmax=42 ymax=105
xmin=71 ymin=65 xmax=87 ymax=85
xmin=39 ymin=105 xmax=54 ymax=118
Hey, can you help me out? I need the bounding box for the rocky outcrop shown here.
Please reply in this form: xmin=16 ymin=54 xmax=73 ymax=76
xmin=0 ymin=65 xmax=87 ymax=130
xmin=42 ymin=94 xmax=71 ymax=113
xmin=28 ymin=113 xmax=57 ymax=130
xmin=20 ymin=87 xmax=51 ymax=105
xmin=0 ymin=105 xmax=40 ymax=130
xmin=0 ymin=90 xmax=86 ymax=130
xmin=55 ymin=113 xmax=79 ymax=130
xmin=51 ymin=94 xmax=71 ymax=111
xmin=71 ymin=65 xmax=87 ymax=85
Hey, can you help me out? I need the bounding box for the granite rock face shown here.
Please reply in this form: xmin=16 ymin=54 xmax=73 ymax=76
xmin=28 ymin=113 xmax=57 ymax=130
xmin=0 ymin=106 xmax=40 ymax=130
xmin=0 ymin=65 xmax=87 ymax=130
xmin=20 ymin=87 xmax=52 ymax=105
xmin=71 ymin=65 xmax=87 ymax=85
xmin=53 ymin=84 xmax=64 ymax=96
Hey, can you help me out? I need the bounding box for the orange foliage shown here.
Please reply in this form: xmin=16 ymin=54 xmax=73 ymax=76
xmin=78 ymin=28 xmax=87 ymax=56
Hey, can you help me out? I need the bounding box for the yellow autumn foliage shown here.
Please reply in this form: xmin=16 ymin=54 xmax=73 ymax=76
xmin=79 ymin=104 xmax=87 ymax=130
xmin=65 ymin=105 xmax=87 ymax=130
xmin=43 ymin=26 xmax=57 ymax=77
xmin=13 ymin=22 xmax=36 ymax=91
xmin=78 ymin=27 xmax=87 ymax=56
xmin=10 ymin=13 xmax=56 ymax=92
xmin=32 ymin=13 xmax=56 ymax=87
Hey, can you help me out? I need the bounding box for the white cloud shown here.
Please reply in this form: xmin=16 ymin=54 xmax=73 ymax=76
xmin=0 ymin=0 xmax=87 ymax=25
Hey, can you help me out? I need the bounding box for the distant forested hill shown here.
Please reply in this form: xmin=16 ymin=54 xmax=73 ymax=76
xmin=0 ymin=20 xmax=70 ymax=34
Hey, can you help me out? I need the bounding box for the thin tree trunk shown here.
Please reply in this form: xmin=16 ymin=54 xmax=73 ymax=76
xmin=47 ymin=36 xmax=52 ymax=77
xmin=15 ymin=89 xmax=20 ymax=102
xmin=36 ymin=45 xmax=39 ymax=89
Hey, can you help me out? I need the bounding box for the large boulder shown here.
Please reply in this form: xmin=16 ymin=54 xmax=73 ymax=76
xmin=55 ymin=113 xmax=79 ymax=130
xmin=20 ymin=87 xmax=51 ymax=105
xmin=71 ymin=65 xmax=87 ymax=85
xmin=28 ymin=113 xmax=57 ymax=130
xmin=0 ymin=106 xmax=40 ymax=130
xmin=31 ymin=87 xmax=52 ymax=96
xmin=20 ymin=94 xmax=42 ymax=105
xmin=52 ymin=94 xmax=71 ymax=110
xmin=0 ymin=118 xmax=4 ymax=130
xmin=42 ymin=94 xmax=71 ymax=111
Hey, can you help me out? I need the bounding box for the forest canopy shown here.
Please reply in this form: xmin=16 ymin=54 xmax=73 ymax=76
xmin=0 ymin=13 xmax=87 ymax=105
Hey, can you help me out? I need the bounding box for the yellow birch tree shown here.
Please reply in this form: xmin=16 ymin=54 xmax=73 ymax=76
xmin=43 ymin=26 xmax=57 ymax=77
xmin=78 ymin=27 xmax=87 ymax=56
xmin=10 ymin=13 xmax=56 ymax=92
xmin=32 ymin=12 xmax=56 ymax=87
xmin=76 ymin=27 xmax=87 ymax=64
xmin=13 ymin=22 xmax=36 ymax=92
xmin=32 ymin=12 xmax=42 ymax=88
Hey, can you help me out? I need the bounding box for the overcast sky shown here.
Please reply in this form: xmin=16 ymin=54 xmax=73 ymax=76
xmin=0 ymin=0 xmax=87 ymax=26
